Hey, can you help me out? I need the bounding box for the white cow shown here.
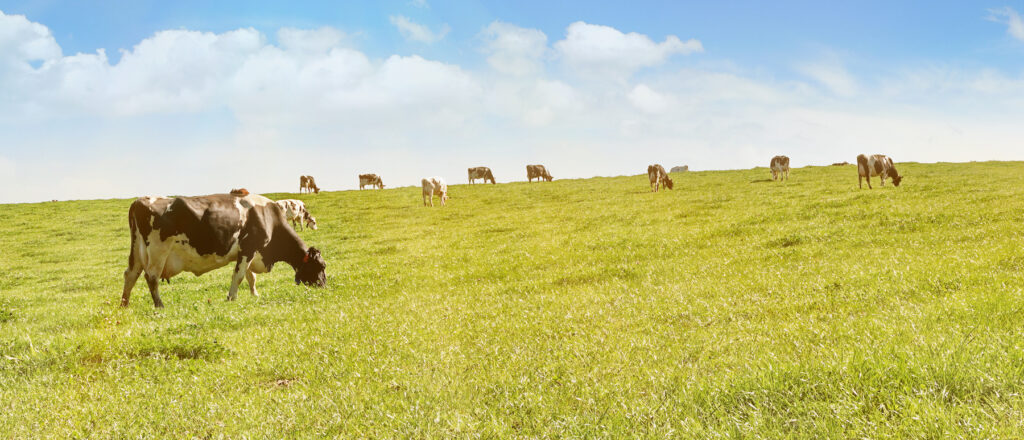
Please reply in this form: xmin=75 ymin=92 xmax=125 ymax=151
xmin=275 ymin=199 xmax=318 ymax=231
xmin=421 ymin=177 xmax=449 ymax=207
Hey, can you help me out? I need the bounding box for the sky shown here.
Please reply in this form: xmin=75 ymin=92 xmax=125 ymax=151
xmin=2 ymin=1 xmax=1024 ymax=203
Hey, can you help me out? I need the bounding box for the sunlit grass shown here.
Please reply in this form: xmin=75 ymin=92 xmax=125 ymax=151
xmin=2 ymin=162 xmax=1024 ymax=437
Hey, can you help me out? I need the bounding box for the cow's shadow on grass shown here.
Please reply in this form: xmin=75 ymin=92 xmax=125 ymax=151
xmin=750 ymin=178 xmax=775 ymax=183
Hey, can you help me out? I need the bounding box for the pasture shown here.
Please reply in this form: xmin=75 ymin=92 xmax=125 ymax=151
xmin=2 ymin=162 xmax=1024 ymax=438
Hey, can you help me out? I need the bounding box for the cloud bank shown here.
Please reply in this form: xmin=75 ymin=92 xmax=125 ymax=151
xmin=0 ymin=10 xmax=1023 ymax=203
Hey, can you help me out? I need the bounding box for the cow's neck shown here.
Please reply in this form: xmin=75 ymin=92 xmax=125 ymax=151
xmin=265 ymin=225 xmax=308 ymax=270
xmin=887 ymin=167 xmax=900 ymax=179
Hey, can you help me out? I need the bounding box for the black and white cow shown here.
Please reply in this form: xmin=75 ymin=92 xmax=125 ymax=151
xmin=121 ymin=192 xmax=327 ymax=308
xmin=857 ymin=154 xmax=902 ymax=189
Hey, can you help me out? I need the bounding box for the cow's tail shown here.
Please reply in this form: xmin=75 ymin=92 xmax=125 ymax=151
xmin=127 ymin=203 xmax=138 ymax=271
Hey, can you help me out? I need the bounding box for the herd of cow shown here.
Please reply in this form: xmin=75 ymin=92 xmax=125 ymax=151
xmin=120 ymin=154 xmax=902 ymax=308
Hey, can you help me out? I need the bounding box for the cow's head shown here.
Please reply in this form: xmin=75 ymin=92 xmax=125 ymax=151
xmin=892 ymin=174 xmax=903 ymax=187
xmin=664 ymin=177 xmax=674 ymax=190
xmin=304 ymin=212 xmax=318 ymax=230
xmin=544 ymin=174 xmax=553 ymax=182
xmin=295 ymin=247 xmax=327 ymax=287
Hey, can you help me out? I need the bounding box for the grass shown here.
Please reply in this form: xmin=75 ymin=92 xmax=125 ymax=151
xmin=2 ymin=161 xmax=1024 ymax=438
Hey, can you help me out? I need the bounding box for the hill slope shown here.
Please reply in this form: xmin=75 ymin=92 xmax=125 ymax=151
xmin=2 ymin=162 xmax=1024 ymax=437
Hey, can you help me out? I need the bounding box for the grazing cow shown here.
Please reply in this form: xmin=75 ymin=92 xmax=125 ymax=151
xmin=275 ymin=199 xmax=318 ymax=231
xmin=121 ymin=192 xmax=327 ymax=308
xmin=770 ymin=156 xmax=790 ymax=181
xmin=358 ymin=174 xmax=384 ymax=190
xmin=857 ymin=154 xmax=902 ymax=189
xmin=526 ymin=164 xmax=553 ymax=182
xmin=422 ymin=177 xmax=449 ymax=207
xmin=670 ymin=165 xmax=689 ymax=173
xmin=647 ymin=164 xmax=674 ymax=192
xmin=299 ymin=175 xmax=320 ymax=194
xmin=467 ymin=167 xmax=496 ymax=184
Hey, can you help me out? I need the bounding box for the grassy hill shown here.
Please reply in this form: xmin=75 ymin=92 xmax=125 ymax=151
xmin=2 ymin=162 xmax=1024 ymax=438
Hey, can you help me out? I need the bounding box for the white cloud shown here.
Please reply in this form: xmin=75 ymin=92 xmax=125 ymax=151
xmin=0 ymin=10 xmax=61 ymax=67
xmin=480 ymin=21 xmax=548 ymax=75
xmin=795 ymin=60 xmax=858 ymax=97
xmin=554 ymin=21 xmax=703 ymax=79
xmin=4 ymin=13 xmax=1024 ymax=203
xmin=277 ymin=27 xmax=347 ymax=54
xmin=988 ymin=7 xmax=1024 ymax=42
xmin=389 ymin=15 xmax=450 ymax=44
xmin=628 ymin=84 xmax=674 ymax=114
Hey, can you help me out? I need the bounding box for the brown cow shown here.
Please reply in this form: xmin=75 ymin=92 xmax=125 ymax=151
xmin=770 ymin=155 xmax=790 ymax=181
xmin=647 ymin=164 xmax=674 ymax=192
xmin=359 ymin=174 xmax=384 ymax=189
xmin=467 ymin=167 xmax=496 ymax=184
xmin=299 ymin=175 xmax=320 ymax=194
xmin=526 ymin=164 xmax=552 ymax=182
xmin=857 ymin=154 xmax=902 ymax=189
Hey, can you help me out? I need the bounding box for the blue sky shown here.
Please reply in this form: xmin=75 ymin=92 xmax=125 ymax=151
xmin=1 ymin=1 xmax=1024 ymax=202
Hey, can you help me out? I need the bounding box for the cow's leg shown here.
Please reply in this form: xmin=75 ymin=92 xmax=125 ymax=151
xmin=142 ymin=253 xmax=169 ymax=308
xmin=246 ymin=270 xmax=259 ymax=297
xmin=121 ymin=259 xmax=142 ymax=306
xmin=226 ymin=255 xmax=250 ymax=301
xmin=858 ymin=174 xmax=862 ymax=189
xmin=143 ymin=273 xmax=164 ymax=308
xmin=867 ymin=176 xmax=873 ymax=189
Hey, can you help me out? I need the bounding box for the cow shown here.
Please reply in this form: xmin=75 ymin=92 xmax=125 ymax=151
xmin=422 ymin=177 xmax=449 ymax=207
xmin=770 ymin=156 xmax=790 ymax=181
xmin=526 ymin=164 xmax=553 ymax=182
xmin=275 ymin=199 xmax=318 ymax=231
xmin=670 ymin=165 xmax=689 ymax=173
xmin=857 ymin=154 xmax=902 ymax=189
xmin=121 ymin=192 xmax=327 ymax=308
xmin=467 ymin=167 xmax=496 ymax=184
xmin=647 ymin=164 xmax=674 ymax=192
xmin=358 ymin=174 xmax=384 ymax=190
xmin=299 ymin=175 xmax=320 ymax=194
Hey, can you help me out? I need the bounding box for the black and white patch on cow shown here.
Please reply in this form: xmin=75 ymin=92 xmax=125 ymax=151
xmin=122 ymin=193 xmax=326 ymax=308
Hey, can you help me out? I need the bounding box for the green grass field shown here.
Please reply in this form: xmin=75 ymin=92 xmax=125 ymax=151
xmin=2 ymin=162 xmax=1024 ymax=438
